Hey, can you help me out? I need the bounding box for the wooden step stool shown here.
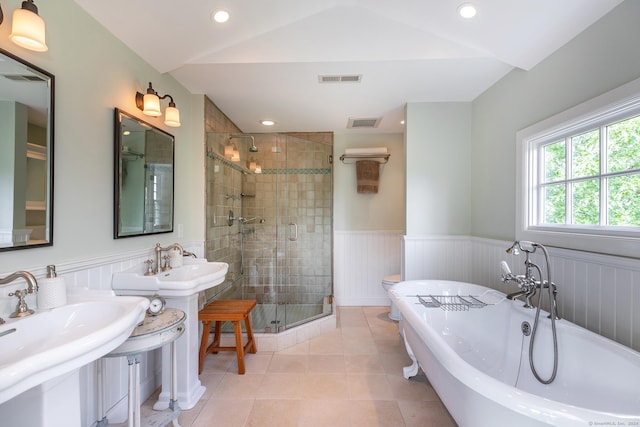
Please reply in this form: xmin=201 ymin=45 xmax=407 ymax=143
xmin=198 ymin=299 xmax=257 ymax=374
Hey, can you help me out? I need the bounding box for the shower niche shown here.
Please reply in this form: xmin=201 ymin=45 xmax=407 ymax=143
xmin=205 ymin=132 xmax=333 ymax=332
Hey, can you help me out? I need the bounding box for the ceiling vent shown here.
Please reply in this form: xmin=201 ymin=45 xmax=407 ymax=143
xmin=347 ymin=117 xmax=381 ymax=128
xmin=318 ymin=74 xmax=362 ymax=83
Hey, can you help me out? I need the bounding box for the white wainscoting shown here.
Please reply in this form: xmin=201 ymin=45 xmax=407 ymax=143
xmin=402 ymin=235 xmax=640 ymax=353
xmin=0 ymin=242 xmax=203 ymax=427
xmin=333 ymin=230 xmax=403 ymax=306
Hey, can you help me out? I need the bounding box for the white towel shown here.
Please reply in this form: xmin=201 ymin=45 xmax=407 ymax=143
xmin=344 ymin=147 xmax=388 ymax=155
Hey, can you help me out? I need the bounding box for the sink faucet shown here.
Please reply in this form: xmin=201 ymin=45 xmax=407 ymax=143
xmin=153 ymin=243 xmax=196 ymax=274
xmin=0 ymin=271 xmax=38 ymax=319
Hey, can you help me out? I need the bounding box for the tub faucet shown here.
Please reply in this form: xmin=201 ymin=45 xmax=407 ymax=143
xmin=0 ymin=271 xmax=38 ymax=318
xmin=500 ymin=259 xmax=538 ymax=308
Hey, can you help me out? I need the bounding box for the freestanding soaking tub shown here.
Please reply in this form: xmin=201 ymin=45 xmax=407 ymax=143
xmin=389 ymin=280 xmax=640 ymax=427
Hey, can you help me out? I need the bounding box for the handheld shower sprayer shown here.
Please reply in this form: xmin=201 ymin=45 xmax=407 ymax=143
xmin=505 ymin=240 xmax=538 ymax=255
xmin=500 ymin=260 xmax=512 ymax=279
xmin=502 ymin=239 xmax=560 ymax=384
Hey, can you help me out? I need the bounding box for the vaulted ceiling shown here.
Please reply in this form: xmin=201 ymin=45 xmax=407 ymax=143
xmin=75 ymin=0 xmax=623 ymax=133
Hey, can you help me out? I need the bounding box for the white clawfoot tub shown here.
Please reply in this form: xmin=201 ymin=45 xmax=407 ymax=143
xmin=389 ymin=280 xmax=640 ymax=427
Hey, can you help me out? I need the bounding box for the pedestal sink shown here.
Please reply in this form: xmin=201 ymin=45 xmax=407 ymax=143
xmin=111 ymin=258 xmax=229 ymax=410
xmin=0 ymin=289 xmax=148 ymax=426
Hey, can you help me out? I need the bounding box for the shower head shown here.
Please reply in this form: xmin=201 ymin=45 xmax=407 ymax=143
xmin=230 ymin=134 xmax=258 ymax=152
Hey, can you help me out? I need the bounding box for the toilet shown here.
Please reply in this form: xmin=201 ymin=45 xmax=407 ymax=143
xmin=381 ymin=274 xmax=401 ymax=321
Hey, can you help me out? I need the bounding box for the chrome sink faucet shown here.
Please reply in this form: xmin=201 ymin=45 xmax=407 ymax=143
xmin=152 ymin=243 xmax=197 ymax=274
xmin=0 ymin=271 xmax=39 ymax=319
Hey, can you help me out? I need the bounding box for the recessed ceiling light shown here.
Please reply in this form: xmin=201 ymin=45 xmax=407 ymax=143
xmin=260 ymin=119 xmax=275 ymax=126
xmin=212 ymin=9 xmax=230 ymax=23
xmin=457 ymin=3 xmax=477 ymax=19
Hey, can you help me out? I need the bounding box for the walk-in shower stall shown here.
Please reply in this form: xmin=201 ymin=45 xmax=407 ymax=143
xmin=205 ymin=132 xmax=333 ymax=332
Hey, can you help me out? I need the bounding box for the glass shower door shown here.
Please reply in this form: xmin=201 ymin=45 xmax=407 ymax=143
xmin=279 ymin=134 xmax=333 ymax=330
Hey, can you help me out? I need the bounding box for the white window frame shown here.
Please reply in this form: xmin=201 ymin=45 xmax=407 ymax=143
xmin=516 ymin=77 xmax=640 ymax=258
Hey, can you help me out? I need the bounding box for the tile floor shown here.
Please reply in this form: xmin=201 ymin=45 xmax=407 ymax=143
xmin=146 ymin=306 xmax=458 ymax=426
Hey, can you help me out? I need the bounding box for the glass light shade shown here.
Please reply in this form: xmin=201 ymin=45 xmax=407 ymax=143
xmin=254 ymin=165 xmax=262 ymax=174
xmin=224 ymin=144 xmax=234 ymax=157
xmin=249 ymin=160 xmax=257 ymax=171
xmin=231 ymin=150 xmax=240 ymax=162
xmin=458 ymin=3 xmax=477 ymax=19
xmin=142 ymin=93 xmax=162 ymax=117
xmin=212 ymin=10 xmax=230 ymax=23
xmin=164 ymin=106 xmax=181 ymax=127
xmin=10 ymin=8 xmax=48 ymax=52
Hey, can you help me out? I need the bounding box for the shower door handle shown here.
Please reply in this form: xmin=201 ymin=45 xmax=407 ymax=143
xmin=288 ymin=223 xmax=298 ymax=241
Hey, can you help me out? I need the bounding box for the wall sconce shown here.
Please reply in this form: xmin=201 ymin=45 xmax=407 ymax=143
xmin=0 ymin=0 xmax=48 ymax=52
xmin=135 ymin=82 xmax=181 ymax=127
xmin=248 ymin=159 xmax=262 ymax=174
xmin=224 ymin=142 xmax=240 ymax=161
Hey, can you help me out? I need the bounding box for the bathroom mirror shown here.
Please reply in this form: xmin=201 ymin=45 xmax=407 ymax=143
xmin=0 ymin=48 xmax=54 ymax=251
xmin=114 ymin=109 xmax=174 ymax=238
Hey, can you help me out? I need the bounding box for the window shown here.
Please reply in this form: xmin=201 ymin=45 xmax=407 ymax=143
xmin=516 ymin=77 xmax=640 ymax=257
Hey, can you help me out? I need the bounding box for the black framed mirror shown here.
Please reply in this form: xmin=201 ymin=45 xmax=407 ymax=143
xmin=114 ymin=108 xmax=174 ymax=238
xmin=0 ymin=48 xmax=54 ymax=251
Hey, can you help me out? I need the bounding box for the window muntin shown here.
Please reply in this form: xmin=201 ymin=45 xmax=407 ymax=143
xmin=536 ymin=115 xmax=640 ymax=229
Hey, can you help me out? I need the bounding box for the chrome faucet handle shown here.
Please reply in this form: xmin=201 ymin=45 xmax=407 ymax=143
xmin=8 ymin=289 xmax=35 ymax=318
xmin=162 ymin=255 xmax=171 ymax=271
xmin=144 ymin=259 xmax=155 ymax=276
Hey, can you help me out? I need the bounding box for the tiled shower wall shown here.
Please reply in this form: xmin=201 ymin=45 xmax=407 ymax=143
xmin=205 ymin=132 xmax=333 ymax=306
xmin=240 ymin=134 xmax=333 ymax=306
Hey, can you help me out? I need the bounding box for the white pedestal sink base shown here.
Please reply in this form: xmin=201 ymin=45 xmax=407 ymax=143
xmin=153 ymin=293 xmax=205 ymax=410
xmin=0 ymin=370 xmax=81 ymax=427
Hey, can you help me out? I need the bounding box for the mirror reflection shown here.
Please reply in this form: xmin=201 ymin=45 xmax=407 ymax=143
xmin=0 ymin=48 xmax=54 ymax=251
xmin=114 ymin=109 xmax=174 ymax=238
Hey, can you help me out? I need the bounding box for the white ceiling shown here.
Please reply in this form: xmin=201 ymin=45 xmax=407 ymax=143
xmin=74 ymin=0 xmax=623 ymax=134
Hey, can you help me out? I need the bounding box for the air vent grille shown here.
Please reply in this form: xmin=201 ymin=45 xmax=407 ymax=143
xmin=318 ymin=74 xmax=362 ymax=83
xmin=347 ymin=117 xmax=381 ymax=128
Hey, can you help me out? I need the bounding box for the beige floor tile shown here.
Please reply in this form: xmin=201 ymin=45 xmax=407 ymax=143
xmin=146 ymin=305 xmax=457 ymax=426
xmin=211 ymin=373 xmax=265 ymax=399
xmin=344 ymin=354 xmax=386 ymax=374
xmin=398 ymin=400 xmax=458 ymax=427
xmin=308 ymin=354 xmax=346 ymax=374
xmin=348 ymin=400 xmax=406 ymax=427
xmin=200 ymin=350 xmax=235 ymax=373
xmin=347 ymin=374 xmax=394 ymax=400
xmin=342 ymin=327 xmax=378 ymax=354
xmin=268 ymin=354 xmax=308 ymax=373
xmin=309 ymin=329 xmax=344 ymax=354
xmin=387 ymin=374 xmax=439 ymax=401
xmin=377 ymin=352 xmax=413 ymax=376
xmin=277 ymin=340 xmax=310 ymax=355
xmin=198 ymin=372 xmax=226 ymax=399
xmin=246 ymin=399 xmax=301 ymax=427
xmin=256 ymin=373 xmax=304 ymax=399
xmin=338 ymin=308 xmax=370 ymax=328
xmin=298 ymin=400 xmax=351 ymax=427
xmin=302 ymin=374 xmax=349 ymax=399
xmin=229 ymin=353 xmax=273 ymax=374
xmin=190 ymin=398 xmax=253 ymax=427
xmin=373 ymin=334 xmax=405 ymax=354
